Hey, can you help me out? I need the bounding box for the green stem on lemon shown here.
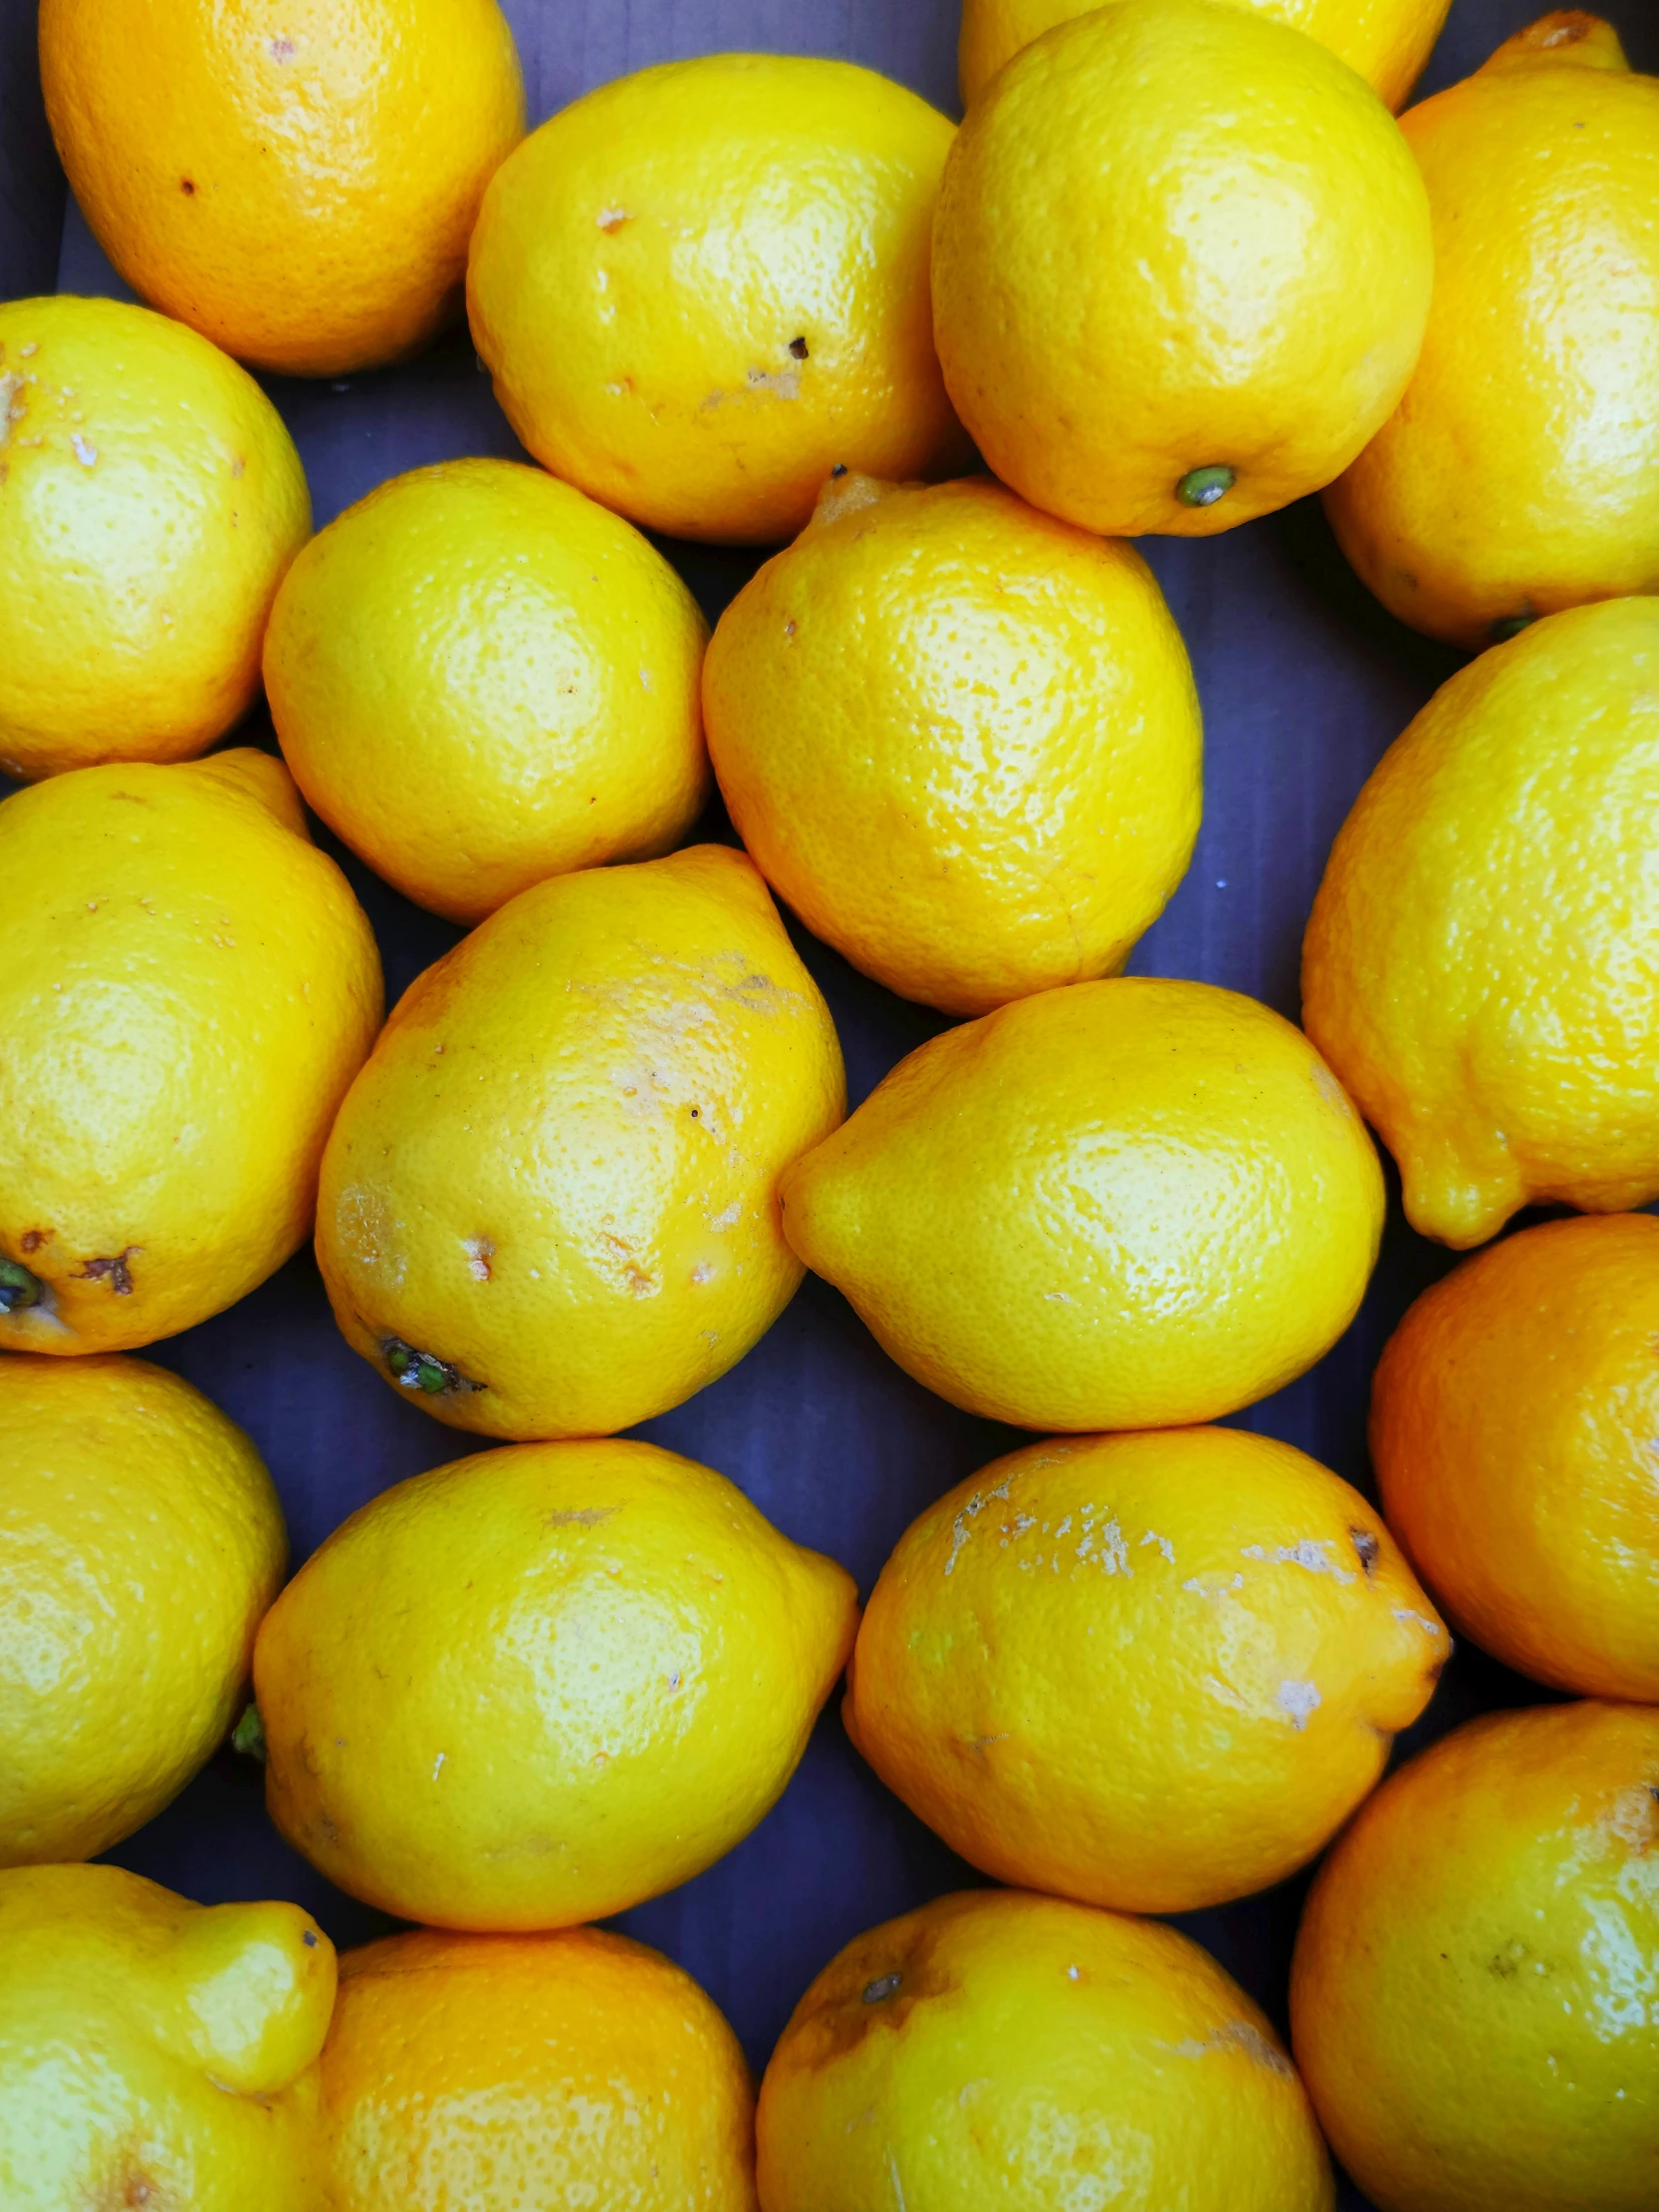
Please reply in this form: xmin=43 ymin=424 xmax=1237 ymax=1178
xmin=231 ymin=1704 xmax=267 ymax=1764
xmin=0 ymin=1259 xmax=42 ymax=1313
xmin=1177 ymin=464 xmax=1235 ymax=508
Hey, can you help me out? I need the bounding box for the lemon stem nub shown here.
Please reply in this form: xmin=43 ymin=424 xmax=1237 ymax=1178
xmin=0 ymin=1259 xmax=41 ymax=1313
xmin=1177 ymin=465 xmax=1235 ymax=508
xmin=1490 ymin=611 xmax=1536 ymax=643
xmin=382 ymin=1336 xmax=480 ymax=1396
xmin=232 ymin=1703 xmax=267 ymax=1764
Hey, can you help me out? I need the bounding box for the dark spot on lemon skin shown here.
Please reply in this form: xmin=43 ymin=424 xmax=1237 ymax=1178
xmin=1350 ymin=1526 xmax=1381 ymax=1576
xmin=180 ymin=178 xmax=196 ymax=195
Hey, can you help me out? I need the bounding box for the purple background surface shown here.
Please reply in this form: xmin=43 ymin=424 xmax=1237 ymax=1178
xmin=4 ymin=2 xmax=1657 ymax=2204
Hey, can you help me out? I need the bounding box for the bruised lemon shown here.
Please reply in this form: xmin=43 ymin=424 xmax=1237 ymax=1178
xmin=704 ymin=473 xmax=1201 ymax=1016
xmin=1303 ymin=598 xmax=1659 ymax=1246
xmin=1292 ymin=1701 xmax=1659 ymax=2212
xmin=758 ymin=1888 xmax=1334 ymax=2211
xmin=0 ymin=751 xmax=381 ymax=1355
xmin=315 ymin=844 xmax=842 ymax=1440
xmin=467 ymin=54 xmax=963 ymax=544
xmin=0 ymin=1863 xmax=334 ymax=2212
xmin=319 ymin=1927 xmax=758 ymax=2211
xmin=781 ymin=977 xmax=1382 ymax=1432
xmin=846 ymin=1425 xmax=1447 ymax=1915
xmin=1326 ymin=14 xmax=1659 ymax=647
xmin=933 ymin=0 xmax=1432 ymax=537
xmin=0 ymin=1354 xmax=284 ymax=1867
xmin=266 ymin=458 xmax=710 ymax=924
xmin=40 ymin=0 xmax=524 ymax=375
xmin=255 ymin=1437 xmax=858 ymax=1930
xmin=0 ymin=294 xmax=308 ymax=781
xmin=958 ymin=0 xmax=1452 ymax=111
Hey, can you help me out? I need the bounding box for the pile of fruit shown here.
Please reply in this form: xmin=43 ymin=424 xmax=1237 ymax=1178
xmin=1 ymin=0 xmax=1656 ymax=2206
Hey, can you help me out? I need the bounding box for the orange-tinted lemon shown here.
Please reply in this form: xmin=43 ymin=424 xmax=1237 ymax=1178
xmin=933 ymin=0 xmax=1432 ymax=537
xmin=266 ymin=458 xmax=710 ymax=924
xmin=1326 ymin=14 xmax=1659 ymax=648
xmin=758 ymin=1888 xmax=1334 ymax=2211
xmin=40 ymin=0 xmax=524 ymax=375
xmin=703 ymin=473 xmax=1201 ymax=1015
xmin=958 ymin=0 xmax=1452 ymax=110
xmin=846 ymin=1426 xmax=1447 ymax=1914
xmin=1373 ymin=1213 xmax=1659 ymax=1700
xmin=1292 ymin=1700 xmax=1659 ymax=2212
xmin=320 ymin=1926 xmax=758 ymax=2211
xmin=781 ymin=977 xmax=1383 ymax=1432
xmin=467 ymin=54 xmax=963 ymax=544
xmin=1303 ymin=598 xmax=1659 ymax=1247
xmin=0 ymin=294 xmax=308 ymax=781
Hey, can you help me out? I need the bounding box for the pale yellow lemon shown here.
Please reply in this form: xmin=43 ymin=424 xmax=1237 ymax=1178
xmin=0 ymin=1862 xmax=334 ymax=2212
xmin=266 ymin=457 xmax=710 ymax=924
xmin=703 ymin=473 xmax=1202 ymax=1016
xmin=0 ymin=750 xmax=382 ymax=1354
xmin=757 ymin=1888 xmax=1334 ymax=2212
xmin=1292 ymin=1700 xmax=1659 ymax=2212
xmin=255 ymin=1436 xmax=858 ymax=1930
xmin=933 ymin=0 xmax=1433 ymax=537
xmin=1372 ymin=1213 xmax=1659 ymax=1700
xmin=319 ymin=1926 xmax=758 ymax=2211
xmin=467 ymin=54 xmax=963 ymax=545
xmin=1303 ymin=598 xmax=1659 ymax=1247
xmin=846 ymin=1426 xmax=1447 ymax=1915
xmin=315 ymin=843 xmax=842 ymax=1439
xmin=0 ymin=1354 xmax=284 ymax=1867
xmin=1326 ymin=15 xmax=1659 ymax=647
xmin=40 ymin=0 xmax=524 ymax=376
xmin=0 ymin=294 xmax=309 ymax=781
xmin=780 ymin=977 xmax=1383 ymax=1431
xmin=959 ymin=0 xmax=1452 ymax=110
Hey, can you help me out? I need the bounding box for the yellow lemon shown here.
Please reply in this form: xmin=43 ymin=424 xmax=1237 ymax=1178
xmin=1372 ymin=1214 xmax=1659 ymax=1701
xmin=0 ymin=1862 xmax=334 ymax=2212
xmin=0 ymin=1354 xmax=284 ymax=1867
xmin=315 ymin=843 xmax=842 ymax=1439
xmin=266 ymin=457 xmax=710 ymax=924
xmin=757 ymin=1888 xmax=1334 ymax=2211
xmin=40 ymin=0 xmax=524 ymax=377
xmin=1291 ymin=1700 xmax=1659 ymax=2212
xmin=932 ymin=0 xmax=1433 ymax=537
xmin=320 ymin=1926 xmax=758 ymax=2211
xmin=959 ymin=0 xmax=1452 ymax=110
xmin=467 ymin=54 xmax=963 ymax=545
xmin=781 ymin=977 xmax=1383 ymax=1431
xmin=1303 ymin=597 xmax=1659 ymax=1248
xmin=0 ymin=751 xmax=382 ymax=1354
xmin=845 ymin=1426 xmax=1447 ymax=1915
xmin=254 ymin=1436 xmax=858 ymax=1930
xmin=703 ymin=473 xmax=1202 ymax=1016
xmin=0 ymin=294 xmax=309 ymax=781
xmin=1326 ymin=14 xmax=1659 ymax=648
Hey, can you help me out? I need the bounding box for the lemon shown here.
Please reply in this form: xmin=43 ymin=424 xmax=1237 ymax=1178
xmin=958 ymin=0 xmax=1453 ymax=111
xmin=266 ymin=457 xmax=711 ymax=924
xmin=1303 ymin=597 xmax=1659 ymax=1247
xmin=704 ymin=473 xmax=1202 ymax=1015
xmin=0 ymin=294 xmax=309 ymax=781
xmin=254 ymin=1437 xmax=858 ymax=1930
xmin=1326 ymin=14 xmax=1659 ymax=647
xmin=320 ymin=1926 xmax=759 ymax=2210
xmin=846 ymin=1425 xmax=1447 ymax=1915
xmin=0 ymin=1863 xmax=334 ymax=2212
xmin=40 ymin=0 xmax=524 ymax=376
xmin=467 ymin=53 xmax=963 ymax=544
xmin=757 ymin=1888 xmax=1334 ymax=2210
xmin=0 ymin=1353 xmax=284 ymax=1867
xmin=315 ymin=843 xmax=843 ymax=1440
xmin=932 ymin=0 xmax=1433 ymax=537
xmin=1292 ymin=1700 xmax=1659 ymax=2212
xmin=0 ymin=750 xmax=382 ymax=1355
xmin=781 ymin=977 xmax=1382 ymax=1432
